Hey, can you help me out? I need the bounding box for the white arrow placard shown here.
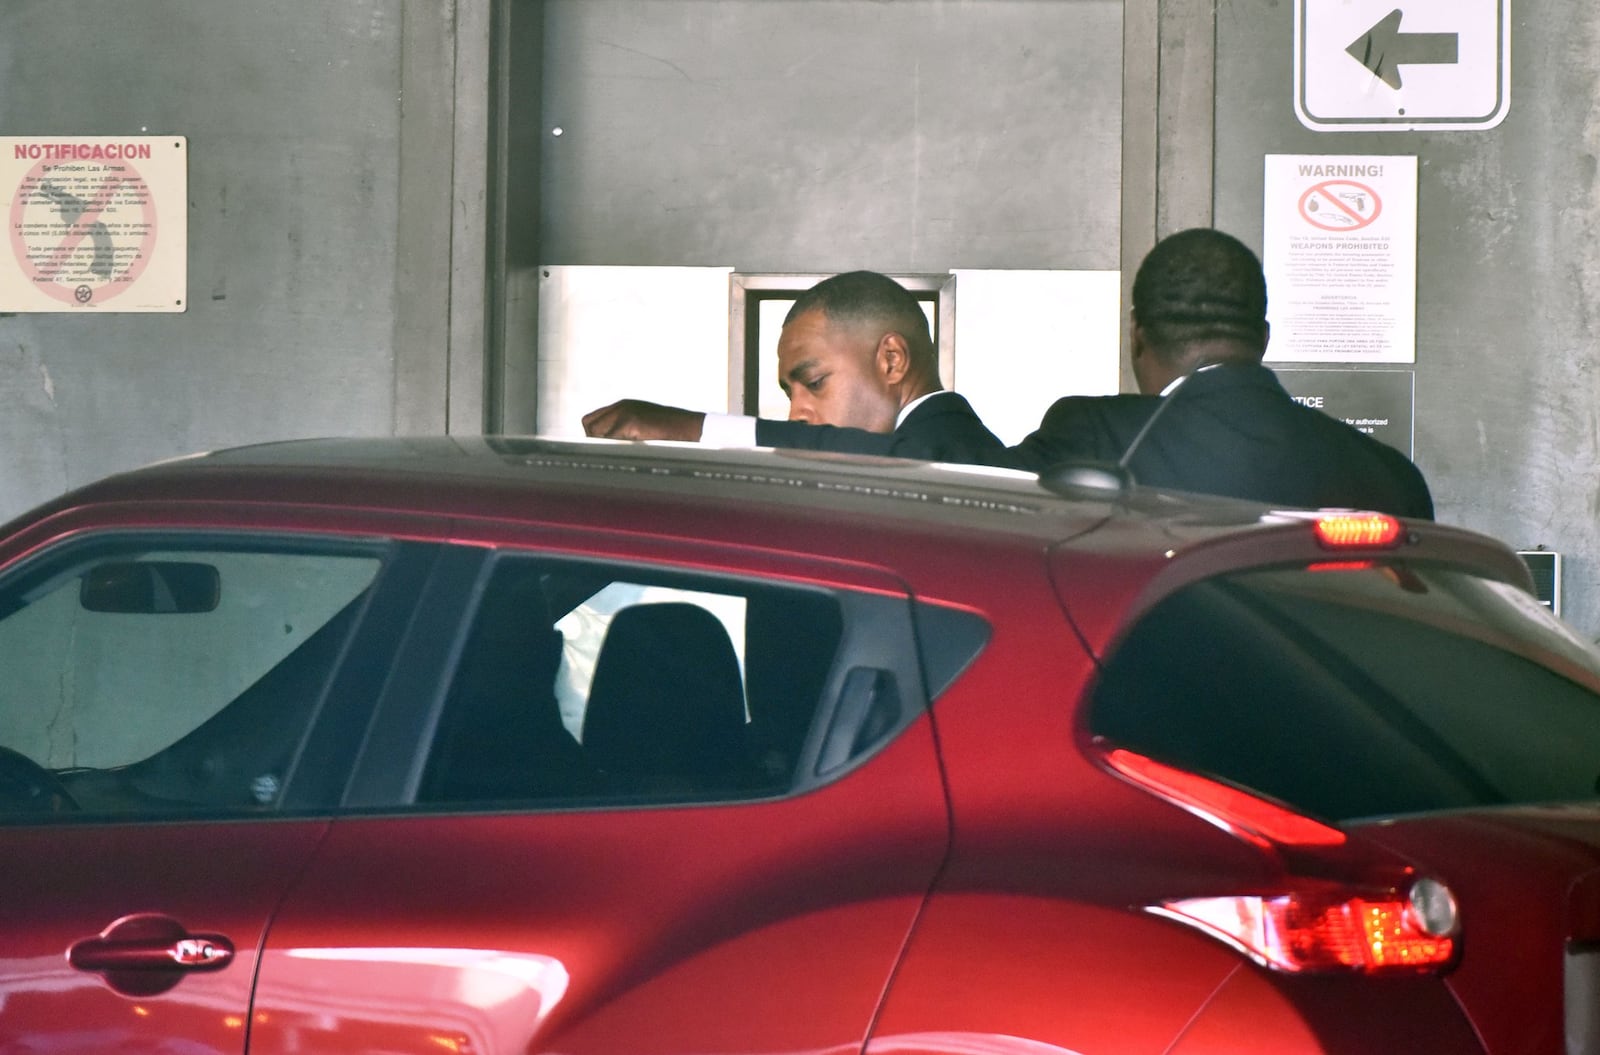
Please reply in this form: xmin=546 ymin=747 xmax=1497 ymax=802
xmin=1295 ymin=1 xmax=1511 ymax=131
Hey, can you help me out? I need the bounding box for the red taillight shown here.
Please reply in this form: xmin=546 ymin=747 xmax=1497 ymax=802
xmin=1102 ymin=747 xmax=1461 ymax=974
xmin=1313 ymin=512 xmax=1404 ymax=549
xmin=1103 ymin=747 xmax=1345 ymax=848
xmin=1155 ymin=881 xmax=1458 ymax=974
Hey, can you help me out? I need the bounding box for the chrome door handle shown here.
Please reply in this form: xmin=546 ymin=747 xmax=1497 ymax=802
xmin=69 ymin=914 xmax=235 ymax=975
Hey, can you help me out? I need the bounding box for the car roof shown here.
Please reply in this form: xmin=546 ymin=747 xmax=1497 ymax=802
xmin=18 ymin=434 xmax=1247 ymax=534
xmin=1 ymin=435 xmax=1532 ymax=601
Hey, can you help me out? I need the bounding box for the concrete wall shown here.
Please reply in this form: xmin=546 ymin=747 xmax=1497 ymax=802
xmin=0 ymin=0 xmax=483 ymax=524
xmin=537 ymin=0 xmax=1124 ymax=274
xmin=1213 ymin=2 xmax=1600 ymax=638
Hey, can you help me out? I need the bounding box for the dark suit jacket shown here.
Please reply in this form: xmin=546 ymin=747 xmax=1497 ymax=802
xmin=754 ymin=391 xmax=1007 ymax=465
xmin=1006 ymin=363 xmax=1435 ymax=519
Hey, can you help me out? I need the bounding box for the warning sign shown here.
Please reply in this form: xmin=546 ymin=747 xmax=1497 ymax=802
xmin=2 ymin=136 xmax=187 ymax=312
xmin=1262 ymin=154 xmax=1418 ymax=364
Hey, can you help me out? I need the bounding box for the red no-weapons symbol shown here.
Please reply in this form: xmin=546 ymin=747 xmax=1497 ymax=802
xmin=8 ymin=157 xmax=158 ymax=306
xmin=1298 ymin=180 xmax=1383 ymax=232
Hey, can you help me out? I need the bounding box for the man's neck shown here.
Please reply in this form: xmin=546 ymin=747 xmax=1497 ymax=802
xmin=1176 ymin=339 xmax=1262 ymax=370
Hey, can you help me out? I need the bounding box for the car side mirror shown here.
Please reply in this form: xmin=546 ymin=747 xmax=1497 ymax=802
xmin=79 ymin=561 xmax=222 ymax=614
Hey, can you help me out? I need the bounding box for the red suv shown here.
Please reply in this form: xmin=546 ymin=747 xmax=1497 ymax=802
xmin=0 ymin=436 xmax=1594 ymax=1055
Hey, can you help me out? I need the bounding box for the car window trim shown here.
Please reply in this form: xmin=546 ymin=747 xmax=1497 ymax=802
xmin=338 ymin=547 xmax=945 ymax=812
xmin=338 ymin=545 xmax=496 ymax=810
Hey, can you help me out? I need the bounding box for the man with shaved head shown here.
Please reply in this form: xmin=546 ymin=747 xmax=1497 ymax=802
xmin=582 ymin=270 xmax=1006 ymax=464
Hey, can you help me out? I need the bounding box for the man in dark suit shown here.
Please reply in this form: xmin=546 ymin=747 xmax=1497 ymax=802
xmin=1007 ymin=228 xmax=1434 ymax=519
xmin=582 ymin=270 xmax=1006 ymax=464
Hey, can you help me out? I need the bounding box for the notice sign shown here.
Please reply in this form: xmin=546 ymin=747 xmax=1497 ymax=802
xmin=1262 ymin=154 xmax=1418 ymax=364
xmin=1276 ymin=369 xmax=1416 ymax=458
xmin=2 ymin=136 xmax=187 ymax=312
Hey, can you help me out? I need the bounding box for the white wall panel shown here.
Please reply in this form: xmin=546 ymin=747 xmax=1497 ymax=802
xmin=535 ymin=265 xmax=732 ymax=437
xmin=949 ymin=269 xmax=1122 ymax=446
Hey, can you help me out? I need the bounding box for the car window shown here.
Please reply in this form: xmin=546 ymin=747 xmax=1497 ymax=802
xmin=550 ymin=581 xmax=748 ymax=740
xmin=416 ymin=553 xmax=976 ymax=807
xmin=1089 ymin=561 xmax=1600 ymax=824
xmin=0 ymin=538 xmax=383 ymax=820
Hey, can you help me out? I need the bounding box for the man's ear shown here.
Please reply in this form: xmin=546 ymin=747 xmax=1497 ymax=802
xmin=1130 ymin=322 xmax=1158 ymax=377
xmin=875 ymin=332 xmax=912 ymax=385
xmin=1129 ymin=323 xmax=1168 ymax=395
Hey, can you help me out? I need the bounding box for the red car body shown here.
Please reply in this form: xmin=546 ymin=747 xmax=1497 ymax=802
xmin=0 ymin=437 xmax=1593 ymax=1055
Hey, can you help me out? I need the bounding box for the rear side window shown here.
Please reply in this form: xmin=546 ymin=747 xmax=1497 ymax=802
xmin=1090 ymin=562 xmax=1600 ymax=823
xmin=0 ymin=538 xmax=383 ymax=820
xmin=415 ymin=554 xmax=983 ymax=808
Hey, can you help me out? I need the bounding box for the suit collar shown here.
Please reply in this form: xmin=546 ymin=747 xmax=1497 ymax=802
xmin=898 ymin=390 xmax=962 ymax=426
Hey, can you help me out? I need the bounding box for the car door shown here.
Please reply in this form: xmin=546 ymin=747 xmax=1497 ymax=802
xmin=247 ymin=531 xmax=963 ymax=1055
xmin=0 ymin=528 xmax=435 ymax=1055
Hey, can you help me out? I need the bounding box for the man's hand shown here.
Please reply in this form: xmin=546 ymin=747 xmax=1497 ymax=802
xmin=582 ymin=399 xmax=707 ymax=441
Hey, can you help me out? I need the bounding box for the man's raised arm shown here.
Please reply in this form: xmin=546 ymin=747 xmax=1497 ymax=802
xmin=581 ymin=399 xmax=706 ymax=441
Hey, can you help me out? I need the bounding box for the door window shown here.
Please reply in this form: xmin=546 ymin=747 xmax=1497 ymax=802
xmin=409 ymin=546 xmax=1004 ymax=810
xmin=418 ymin=557 xmax=848 ymax=805
xmin=0 ymin=536 xmax=383 ymax=819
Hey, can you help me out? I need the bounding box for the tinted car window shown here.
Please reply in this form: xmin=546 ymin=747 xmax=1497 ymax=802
xmin=410 ymin=552 xmax=1002 ymax=809
xmin=1090 ymin=562 xmax=1600 ymax=823
xmin=419 ymin=556 xmax=850 ymax=805
xmin=0 ymin=538 xmax=382 ymax=819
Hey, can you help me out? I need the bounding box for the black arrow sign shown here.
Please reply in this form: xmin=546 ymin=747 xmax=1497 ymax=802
xmin=1345 ymin=9 xmax=1459 ymax=91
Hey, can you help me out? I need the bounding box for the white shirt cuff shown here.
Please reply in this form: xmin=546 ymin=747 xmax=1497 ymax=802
xmin=700 ymin=412 xmax=758 ymax=447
